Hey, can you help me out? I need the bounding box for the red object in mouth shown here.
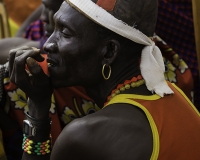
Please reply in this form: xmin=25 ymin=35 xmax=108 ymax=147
xmin=25 ymin=54 xmax=49 ymax=76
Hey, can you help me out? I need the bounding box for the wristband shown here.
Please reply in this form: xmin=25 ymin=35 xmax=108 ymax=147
xmin=23 ymin=134 xmax=52 ymax=155
xmin=23 ymin=113 xmax=52 ymax=140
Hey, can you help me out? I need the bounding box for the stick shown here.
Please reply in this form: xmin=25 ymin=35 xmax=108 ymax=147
xmin=192 ymin=0 xmax=200 ymax=77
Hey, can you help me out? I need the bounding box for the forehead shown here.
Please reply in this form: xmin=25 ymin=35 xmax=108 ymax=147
xmin=54 ymin=1 xmax=90 ymax=28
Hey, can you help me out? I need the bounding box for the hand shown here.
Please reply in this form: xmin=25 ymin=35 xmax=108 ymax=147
xmin=9 ymin=46 xmax=53 ymax=119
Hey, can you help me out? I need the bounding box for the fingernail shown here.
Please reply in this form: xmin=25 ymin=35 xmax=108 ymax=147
xmin=31 ymin=47 xmax=40 ymax=52
xmin=26 ymin=57 xmax=36 ymax=65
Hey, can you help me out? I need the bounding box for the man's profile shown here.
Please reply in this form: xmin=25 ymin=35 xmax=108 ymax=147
xmin=7 ymin=0 xmax=200 ymax=159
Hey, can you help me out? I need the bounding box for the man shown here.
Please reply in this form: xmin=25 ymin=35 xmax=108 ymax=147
xmin=0 ymin=0 xmax=99 ymax=159
xmin=9 ymin=0 xmax=200 ymax=159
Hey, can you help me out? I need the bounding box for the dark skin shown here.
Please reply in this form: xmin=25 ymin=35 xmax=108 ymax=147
xmin=9 ymin=1 xmax=155 ymax=160
xmin=0 ymin=0 xmax=63 ymax=158
xmin=0 ymin=0 xmax=63 ymax=129
xmin=0 ymin=0 xmax=62 ymax=64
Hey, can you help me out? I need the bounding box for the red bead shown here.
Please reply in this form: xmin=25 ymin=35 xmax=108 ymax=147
xmin=124 ymin=80 xmax=131 ymax=85
xmin=131 ymin=77 xmax=137 ymax=82
xmin=111 ymin=89 xmax=117 ymax=94
xmin=116 ymin=84 xmax=123 ymax=89
xmin=107 ymin=95 xmax=111 ymax=101
xmin=137 ymin=75 xmax=142 ymax=80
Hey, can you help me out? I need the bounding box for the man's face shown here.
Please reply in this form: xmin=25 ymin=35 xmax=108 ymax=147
xmin=41 ymin=0 xmax=63 ymax=37
xmin=43 ymin=2 xmax=105 ymax=88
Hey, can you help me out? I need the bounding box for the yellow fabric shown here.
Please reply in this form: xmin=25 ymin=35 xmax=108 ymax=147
xmin=171 ymin=83 xmax=200 ymax=116
xmin=104 ymin=94 xmax=160 ymax=160
xmin=0 ymin=129 xmax=7 ymax=160
xmin=8 ymin=18 xmax=19 ymax=37
xmin=104 ymin=83 xmax=200 ymax=159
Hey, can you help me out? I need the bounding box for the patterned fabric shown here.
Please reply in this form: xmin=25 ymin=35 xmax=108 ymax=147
xmin=0 ymin=15 xmax=195 ymax=159
xmin=156 ymin=0 xmax=200 ymax=110
xmin=23 ymin=19 xmax=44 ymax=41
xmin=1 ymin=57 xmax=100 ymax=159
xmin=3 ymin=55 xmax=100 ymax=141
xmin=153 ymin=34 xmax=194 ymax=102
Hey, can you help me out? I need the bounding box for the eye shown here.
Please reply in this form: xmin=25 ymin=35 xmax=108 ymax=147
xmin=61 ymin=28 xmax=72 ymax=38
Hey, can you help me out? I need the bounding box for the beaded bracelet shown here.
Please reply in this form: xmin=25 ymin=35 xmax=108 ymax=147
xmin=22 ymin=134 xmax=52 ymax=155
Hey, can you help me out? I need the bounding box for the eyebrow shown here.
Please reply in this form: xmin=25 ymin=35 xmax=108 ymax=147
xmin=54 ymin=12 xmax=75 ymax=34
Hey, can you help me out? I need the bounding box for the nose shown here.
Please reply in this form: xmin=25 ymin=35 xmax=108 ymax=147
xmin=43 ymin=38 xmax=58 ymax=54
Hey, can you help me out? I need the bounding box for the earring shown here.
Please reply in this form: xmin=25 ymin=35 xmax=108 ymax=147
xmin=102 ymin=64 xmax=111 ymax=80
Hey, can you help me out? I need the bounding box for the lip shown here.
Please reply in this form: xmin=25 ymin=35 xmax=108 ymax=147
xmin=46 ymin=57 xmax=58 ymax=67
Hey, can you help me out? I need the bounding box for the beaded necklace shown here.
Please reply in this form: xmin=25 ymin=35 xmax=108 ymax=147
xmin=104 ymin=75 xmax=145 ymax=106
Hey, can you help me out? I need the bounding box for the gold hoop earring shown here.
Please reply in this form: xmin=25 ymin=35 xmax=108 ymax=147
xmin=102 ymin=64 xmax=111 ymax=80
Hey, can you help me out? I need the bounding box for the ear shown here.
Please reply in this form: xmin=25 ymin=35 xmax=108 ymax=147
xmin=101 ymin=39 xmax=120 ymax=65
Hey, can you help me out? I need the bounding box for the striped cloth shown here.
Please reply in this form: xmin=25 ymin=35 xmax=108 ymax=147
xmin=23 ymin=19 xmax=44 ymax=41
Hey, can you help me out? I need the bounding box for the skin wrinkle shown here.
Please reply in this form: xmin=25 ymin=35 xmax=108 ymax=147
xmin=8 ymin=0 xmax=177 ymax=159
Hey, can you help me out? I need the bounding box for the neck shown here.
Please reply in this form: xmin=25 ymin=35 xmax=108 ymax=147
xmin=85 ymin=60 xmax=147 ymax=108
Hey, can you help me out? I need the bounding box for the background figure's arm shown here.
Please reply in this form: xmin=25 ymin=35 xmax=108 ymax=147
xmin=15 ymin=5 xmax=43 ymax=37
xmin=0 ymin=38 xmax=39 ymax=64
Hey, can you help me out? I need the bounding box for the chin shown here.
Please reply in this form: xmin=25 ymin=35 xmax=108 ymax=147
xmin=50 ymin=78 xmax=73 ymax=89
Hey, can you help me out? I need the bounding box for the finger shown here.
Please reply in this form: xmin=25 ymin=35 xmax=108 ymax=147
xmin=31 ymin=47 xmax=44 ymax=62
xmin=9 ymin=50 xmax=26 ymax=77
xmin=10 ymin=55 xmax=30 ymax=90
xmin=9 ymin=46 xmax=30 ymax=54
xmin=9 ymin=46 xmax=30 ymax=77
xmin=9 ymin=48 xmax=43 ymax=88
xmin=26 ymin=57 xmax=50 ymax=87
xmin=10 ymin=49 xmax=37 ymax=90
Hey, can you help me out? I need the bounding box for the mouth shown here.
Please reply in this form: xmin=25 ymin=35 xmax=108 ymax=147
xmin=47 ymin=58 xmax=58 ymax=67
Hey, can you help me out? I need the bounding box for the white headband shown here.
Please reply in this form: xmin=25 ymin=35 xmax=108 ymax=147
xmin=66 ymin=0 xmax=174 ymax=97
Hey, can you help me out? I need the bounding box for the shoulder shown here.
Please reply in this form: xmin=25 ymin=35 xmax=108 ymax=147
xmin=51 ymin=103 xmax=153 ymax=160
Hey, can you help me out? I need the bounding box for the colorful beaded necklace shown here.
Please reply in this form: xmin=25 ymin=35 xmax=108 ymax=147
xmin=104 ymin=75 xmax=145 ymax=106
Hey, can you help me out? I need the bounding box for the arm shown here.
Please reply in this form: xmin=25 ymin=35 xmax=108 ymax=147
xmin=9 ymin=47 xmax=53 ymax=160
xmin=15 ymin=5 xmax=43 ymax=37
xmin=0 ymin=38 xmax=39 ymax=64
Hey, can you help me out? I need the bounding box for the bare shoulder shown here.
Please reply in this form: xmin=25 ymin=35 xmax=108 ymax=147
xmin=51 ymin=103 xmax=153 ymax=160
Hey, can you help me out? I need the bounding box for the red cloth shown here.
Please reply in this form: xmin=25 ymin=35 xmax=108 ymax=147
xmin=4 ymin=55 xmax=100 ymax=145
